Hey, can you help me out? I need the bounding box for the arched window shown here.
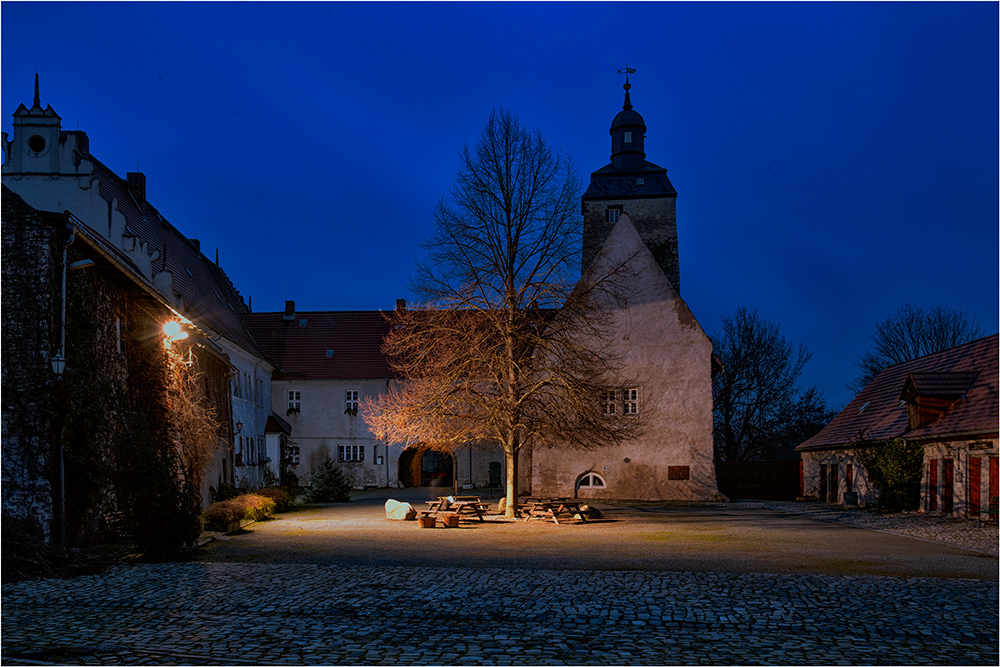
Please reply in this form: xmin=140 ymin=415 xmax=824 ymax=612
xmin=576 ymin=472 xmax=606 ymax=489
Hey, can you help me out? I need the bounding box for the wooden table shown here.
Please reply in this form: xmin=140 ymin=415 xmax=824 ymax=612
xmin=518 ymin=497 xmax=588 ymax=524
xmin=423 ymin=496 xmax=490 ymax=522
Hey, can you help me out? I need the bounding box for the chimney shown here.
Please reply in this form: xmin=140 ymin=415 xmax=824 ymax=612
xmin=396 ymin=299 xmax=407 ymax=311
xmin=190 ymin=238 xmax=201 ymax=252
xmin=126 ymin=172 xmax=146 ymax=210
xmin=283 ymin=300 xmax=295 ymax=321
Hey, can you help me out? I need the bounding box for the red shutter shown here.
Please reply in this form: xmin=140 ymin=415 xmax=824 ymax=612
xmin=969 ymin=457 xmax=982 ymax=518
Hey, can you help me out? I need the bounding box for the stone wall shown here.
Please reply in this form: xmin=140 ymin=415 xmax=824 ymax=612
xmin=1 ymin=188 xmax=60 ymax=537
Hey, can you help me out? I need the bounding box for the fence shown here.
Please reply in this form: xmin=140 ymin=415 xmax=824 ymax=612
xmin=716 ymin=461 xmax=802 ymax=501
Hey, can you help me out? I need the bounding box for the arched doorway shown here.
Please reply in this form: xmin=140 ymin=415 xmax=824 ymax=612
xmin=397 ymin=446 xmax=454 ymax=488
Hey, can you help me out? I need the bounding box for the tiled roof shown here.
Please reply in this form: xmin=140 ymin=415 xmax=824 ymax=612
xmin=86 ymin=158 xmax=263 ymax=357
xmin=241 ymin=311 xmax=395 ymax=380
xmin=797 ymin=334 xmax=999 ymax=451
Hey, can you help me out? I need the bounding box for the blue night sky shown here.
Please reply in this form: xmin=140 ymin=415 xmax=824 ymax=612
xmin=3 ymin=1 xmax=997 ymax=409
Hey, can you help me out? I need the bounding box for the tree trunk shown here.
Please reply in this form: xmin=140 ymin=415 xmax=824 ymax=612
xmin=504 ymin=442 xmax=518 ymax=518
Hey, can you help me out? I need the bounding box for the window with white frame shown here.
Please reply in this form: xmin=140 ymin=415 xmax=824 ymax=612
xmin=623 ymin=388 xmax=640 ymax=415
xmin=607 ymin=208 xmax=621 ymax=224
xmin=601 ymin=390 xmax=618 ymax=415
xmin=286 ymin=445 xmax=300 ymax=466
xmin=232 ymin=375 xmax=242 ymax=398
xmin=345 ymin=390 xmax=359 ymax=414
xmin=577 ymin=472 xmax=606 ymax=488
xmin=287 ymin=390 xmax=301 ymax=413
xmin=339 ymin=444 xmax=364 ymax=462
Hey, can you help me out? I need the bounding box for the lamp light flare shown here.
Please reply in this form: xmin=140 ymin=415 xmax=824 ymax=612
xmin=163 ymin=320 xmax=189 ymax=342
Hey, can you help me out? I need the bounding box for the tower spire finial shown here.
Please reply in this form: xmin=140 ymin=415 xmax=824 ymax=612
xmin=617 ymin=64 xmax=636 ymax=109
xmin=33 ymin=72 xmax=41 ymax=110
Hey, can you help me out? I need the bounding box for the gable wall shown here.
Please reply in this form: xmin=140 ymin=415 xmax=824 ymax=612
xmin=532 ymin=215 xmax=719 ymax=501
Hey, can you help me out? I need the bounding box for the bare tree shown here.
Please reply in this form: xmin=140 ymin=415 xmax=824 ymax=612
xmin=711 ymin=307 xmax=831 ymax=462
xmin=850 ymin=303 xmax=983 ymax=392
xmin=363 ymin=107 xmax=640 ymax=517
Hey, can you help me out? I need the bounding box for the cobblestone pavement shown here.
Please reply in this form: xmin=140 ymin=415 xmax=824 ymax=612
xmin=3 ymin=499 xmax=997 ymax=665
xmin=3 ymin=560 xmax=997 ymax=666
xmin=737 ymin=500 xmax=999 ymax=556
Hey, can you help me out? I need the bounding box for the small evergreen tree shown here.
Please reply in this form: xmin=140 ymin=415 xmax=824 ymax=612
xmin=304 ymin=456 xmax=351 ymax=503
xmin=853 ymin=437 xmax=925 ymax=511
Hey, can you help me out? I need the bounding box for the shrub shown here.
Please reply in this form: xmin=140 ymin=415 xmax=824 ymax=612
xmin=240 ymin=494 xmax=276 ymax=520
xmin=202 ymin=493 xmax=277 ymax=530
xmin=202 ymin=500 xmax=246 ymax=528
xmin=305 ymin=456 xmax=352 ymax=503
xmin=257 ymin=487 xmax=293 ymax=512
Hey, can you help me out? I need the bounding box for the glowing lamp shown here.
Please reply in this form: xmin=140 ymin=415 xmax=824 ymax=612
xmin=163 ymin=320 xmax=189 ymax=342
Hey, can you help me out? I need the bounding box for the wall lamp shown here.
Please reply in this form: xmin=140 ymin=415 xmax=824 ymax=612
xmin=163 ymin=319 xmax=189 ymax=343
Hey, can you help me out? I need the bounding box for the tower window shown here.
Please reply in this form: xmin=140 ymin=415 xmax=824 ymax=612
xmin=623 ymin=131 xmax=632 ymax=144
xmin=27 ymin=135 xmax=47 ymax=155
xmin=607 ymin=208 xmax=621 ymax=224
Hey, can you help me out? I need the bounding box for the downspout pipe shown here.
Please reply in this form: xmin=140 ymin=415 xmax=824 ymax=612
xmin=54 ymin=222 xmax=78 ymax=546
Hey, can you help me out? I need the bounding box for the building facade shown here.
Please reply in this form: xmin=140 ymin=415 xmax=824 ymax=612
xmin=797 ymin=335 xmax=998 ymax=519
xmin=2 ymin=78 xmax=275 ymax=517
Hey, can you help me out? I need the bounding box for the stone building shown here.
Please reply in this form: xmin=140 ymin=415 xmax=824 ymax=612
xmin=797 ymin=334 xmax=998 ymax=519
xmin=242 ymin=301 xmax=503 ymax=490
xmin=525 ymin=80 xmax=720 ymax=501
xmin=2 ymin=187 xmax=234 ymax=543
xmin=2 ymin=78 xmax=278 ymax=533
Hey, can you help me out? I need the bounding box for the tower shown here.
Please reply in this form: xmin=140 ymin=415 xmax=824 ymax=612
xmin=582 ymin=75 xmax=680 ymax=293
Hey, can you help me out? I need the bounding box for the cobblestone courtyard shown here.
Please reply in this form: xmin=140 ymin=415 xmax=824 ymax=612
xmin=3 ymin=497 xmax=997 ymax=665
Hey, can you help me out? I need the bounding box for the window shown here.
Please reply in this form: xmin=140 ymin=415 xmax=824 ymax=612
xmin=577 ymin=472 xmax=606 ymax=488
xmin=285 ymin=445 xmax=300 ymax=466
xmin=345 ymin=390 xmax=359 ymax=414
xmin=602 ymin=388 xmax=640 ymax=415
xmin=115 ymin=317 xmax=122 ymax=354
xmin=623 ymin=388 xmax=640 ymax=415
xmin=232 ymin=375 xmax=242 ymax=399
xmin=607 ymin=208 xmax=621 ymax=224
xmin=601 ymin=390 xmax=618 ymax=415
xmin=339 ymin=444 xmax=364 ymax=462
xmin=287 ymin=390 xmax=301 ymax=413
xmin=636 ymin=177 xmax=644 ymax=185
xmin=624 ymin=131 xmax=632 ymax=144
xmin=255 ymin=378 xmax=264 ymax=406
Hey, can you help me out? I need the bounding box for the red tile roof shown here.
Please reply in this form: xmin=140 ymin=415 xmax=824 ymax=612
xmin=797 ymin=334 xmax=998 ymax=451
xmin=241 ymin=311 xmax=396 ymax=380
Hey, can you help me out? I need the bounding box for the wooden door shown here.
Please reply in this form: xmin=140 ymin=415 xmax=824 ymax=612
xmin=968 ymin=457 xmax=982 ymax=518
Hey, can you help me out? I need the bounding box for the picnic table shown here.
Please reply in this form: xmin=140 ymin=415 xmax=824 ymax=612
xmin=518 ymin=497 xmax=589 ymax=524
xmin=423 ymin=496 xmax=490 ymax=522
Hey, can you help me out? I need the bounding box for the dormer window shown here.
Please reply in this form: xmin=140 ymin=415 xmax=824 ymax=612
xmin=623 ymin=131 xmax=632 ymax=144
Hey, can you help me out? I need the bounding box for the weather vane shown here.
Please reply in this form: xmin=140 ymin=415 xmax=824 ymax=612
xmin=618 ymin=64 xmax=636 ymax=90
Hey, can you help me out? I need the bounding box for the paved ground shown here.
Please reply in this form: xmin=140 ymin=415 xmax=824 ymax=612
xmin=3 ymin=491 xmax=997 ymax=665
